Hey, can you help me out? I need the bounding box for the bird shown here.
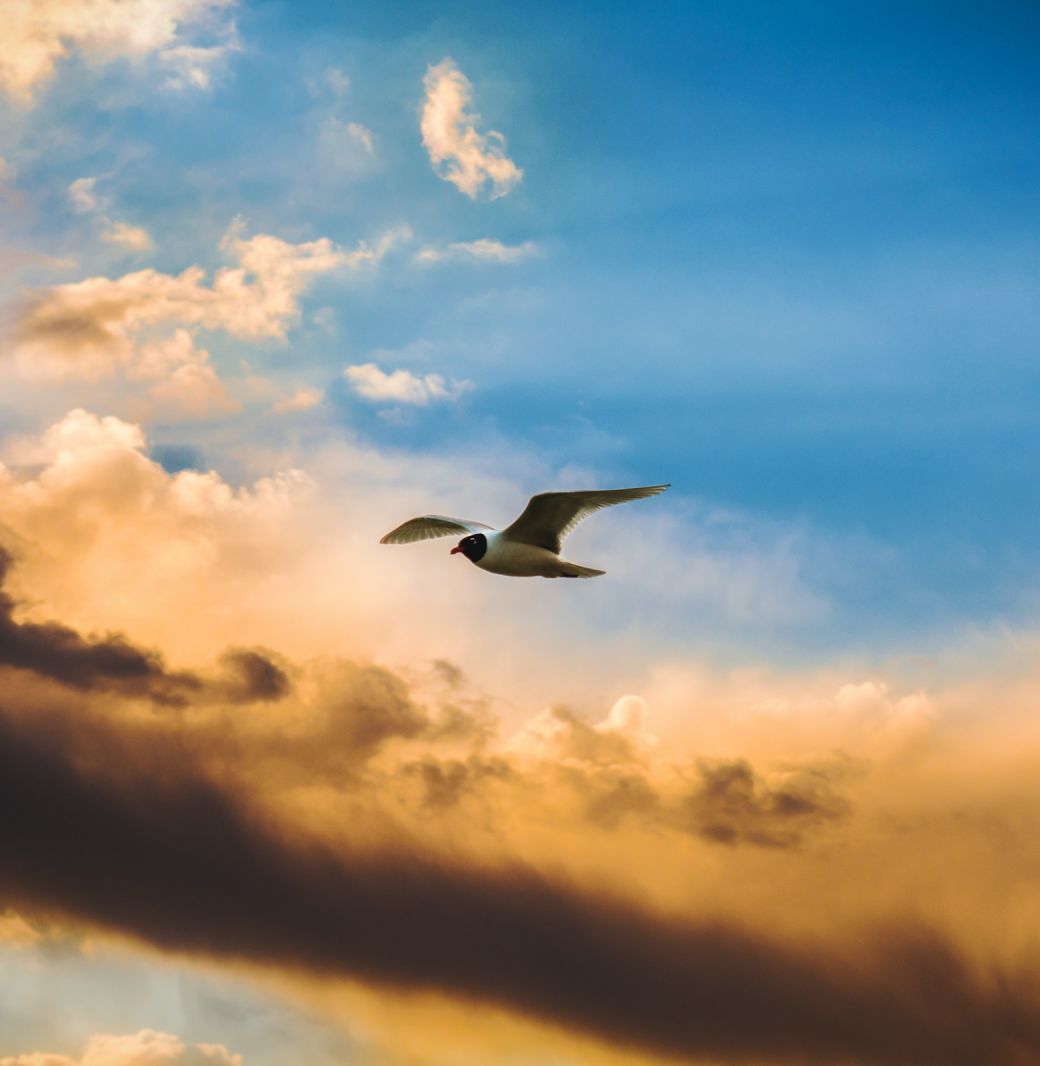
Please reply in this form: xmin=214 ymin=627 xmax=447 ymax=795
xmin=379 ymin=484 xmax=669 ymax=578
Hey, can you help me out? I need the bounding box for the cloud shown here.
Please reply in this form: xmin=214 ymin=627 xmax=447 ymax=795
xmin=1 ymin=0 xmax=236 ymax=103
xmin=678 ymin=757 xmax=851 ymax=848
xmin=420 ymin=59 xmax=522 ymax=200
xmin=344 ymin=363 xmax=472 ymax=406
xmin=273 ymin=386 xmax=324 ymax=413
xmin=415 ymin=239 xmax=539 ymax=264
xmin=0 ymin=408 xmax=316 ymax=656
xmin=66 ymin=177 xmax=154 ymax=252
xmin=159 ymin=41 xmax=237 ymax=91
xmin=0 ymin=543 xmax=288 ymax=705
xmin=101 ymin=221 xmax=154 ymax=252
xmin=1 ymin=690 xmax=1039 ymax=1066
xmin=68 ymin=177 xmax=102 ymax=214
xmin=11 ymin=220 xmax=400 ymax=381
xmin=1 ymin=1029 xmax=241 ymax=1066
xmin=346 ymin=122 xmax=374 ymax=155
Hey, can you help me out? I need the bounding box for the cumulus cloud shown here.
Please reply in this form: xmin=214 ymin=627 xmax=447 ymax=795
xmin=10 ymin=221 xmax=401 ymax=392
xmin=344 ymin=363 xmax=472 ymax=406
xmin=415 ymin=238 xmax=539 ymax=264
xmin=0 ymin=1029 xmax=241 ymax=1066
xmin=1 ymin=0 xmax=236 ymax=103
xmin=420 ymin=59 xmax=522 ymax=200
xmin=0 ymin=408 xmax=315 ymax=651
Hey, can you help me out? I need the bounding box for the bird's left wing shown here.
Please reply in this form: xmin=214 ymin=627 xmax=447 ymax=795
xmin=379 ymin=515 xmax=493 ymax=545
xmin=503 ymin=484 xmax=670 ymax=553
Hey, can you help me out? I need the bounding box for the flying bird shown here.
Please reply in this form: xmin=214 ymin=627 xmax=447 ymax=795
xmin=380 ymin=484 xmax=669 ymax=578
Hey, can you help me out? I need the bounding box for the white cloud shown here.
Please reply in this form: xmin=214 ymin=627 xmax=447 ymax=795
xmin=102 ymin=221 xmax=154 ymax=251
xmin=1 ymin=0 xmax=237 ymax=103
xmin=66 ymin=176 xmax=154 ymax=252
xmin=274 ymin=386 xmax=324 ymax=413
xmin=415 ymin=238 xmax=539 ymax=264
xmin=0 ymin=1029 xmax=241 ymax=1066
xmin=68 ymin=176 xmax=101 ymax=214
xmin=344 ymin=363 xmax=472 ymax=407
xmin=346 ymin=121 xmax=374 ymax=155
xmin=159 ymin=40 xmax=237 ymax=91
xmin=420 ymin=58 xmax=522 ymax=200
xmin=324 ymin=67 xmax=349 ymax=96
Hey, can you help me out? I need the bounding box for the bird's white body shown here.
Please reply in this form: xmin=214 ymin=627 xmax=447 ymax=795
xmin=473 ymin=531 xmax=600 ymax=579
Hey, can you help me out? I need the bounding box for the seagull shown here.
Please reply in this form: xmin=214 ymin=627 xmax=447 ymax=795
xmin=379 ymin=484 xmax=669 ymax=578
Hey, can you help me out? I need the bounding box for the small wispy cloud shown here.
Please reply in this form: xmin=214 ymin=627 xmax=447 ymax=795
xmin=344 ymin=363 xmax=472 ymax=406
xmin=347 ymin=121 xmax=375 ymax=155
xmin=420 ymin=58 xmax=522 ymax=200
xmin=67 ymin=176 xmax=154 ymax=252
xmin=102 ymin=221 xmax=154 ymax=251
xmin=67 ymin=176 xmax=101 ymax=214
xmin=274 ymin=386 xmax=324 ymax=414
xmin=416 ymin=238 xmax=539 ymax=264
xmin=160 ymin=40 xmax=239 ymax=92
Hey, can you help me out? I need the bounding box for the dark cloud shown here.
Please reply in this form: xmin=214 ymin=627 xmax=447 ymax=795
xmin=218 ymin=649 xmax=292 ymax=703
xmin=0 ymin=547 xmax=202 ymax=704
xmin=0 ymin=548 xmax=289 ymax=706
xmin=13 ymin=290 xmax=132 ymax=356
xmin=680 ymin=759 xmax=850 ymax=849
xmin=403 ymin=755 xmax=515 ymax=810
xmin=1 ymin=703 xmax=1038 ymax=1066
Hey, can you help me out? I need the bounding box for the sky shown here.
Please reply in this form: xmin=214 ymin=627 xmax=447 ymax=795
xmin=2 ymin=2 xmax=1040 ymax=1064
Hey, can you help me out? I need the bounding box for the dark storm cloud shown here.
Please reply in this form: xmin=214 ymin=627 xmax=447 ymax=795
xmin=0 ymin=548 xmax=289 ymax=705
xmin=1 ymin=704 xmax=1039 ymax=1066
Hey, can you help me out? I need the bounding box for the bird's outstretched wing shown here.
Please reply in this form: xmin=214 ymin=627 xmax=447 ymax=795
xmin=379 ymin=515 xmax=493 ymax=545
xmin=503 ymin=484 xmax=669 ymax=553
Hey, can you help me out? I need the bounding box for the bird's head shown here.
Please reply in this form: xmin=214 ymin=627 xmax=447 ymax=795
xmin=450 ymin=533 xmax=487 ymax=562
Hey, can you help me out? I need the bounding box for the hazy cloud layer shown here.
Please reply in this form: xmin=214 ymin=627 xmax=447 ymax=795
xmin=421 ymin=60 xmax=522 ymax=200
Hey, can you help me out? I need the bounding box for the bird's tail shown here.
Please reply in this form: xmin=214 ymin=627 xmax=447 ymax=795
xmin=557 ymin=561 xmax=606 ymax=578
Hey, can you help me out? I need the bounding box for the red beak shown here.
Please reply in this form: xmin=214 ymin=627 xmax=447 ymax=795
xmin=450 ymin=545 xmax=462 ymax=555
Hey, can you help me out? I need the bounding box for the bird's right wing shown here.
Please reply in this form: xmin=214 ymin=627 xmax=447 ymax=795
xmin=379 ymin=515 xmax=493 ymax=545
xmin=503 ymin=484 xmax=670 ymax=553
